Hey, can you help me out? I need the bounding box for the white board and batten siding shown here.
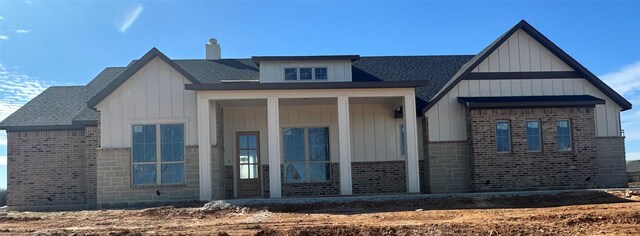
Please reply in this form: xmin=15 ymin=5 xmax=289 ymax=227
xmin=222 ymin=104 xmax=424 ymax=166
xmin=427 ymin=29 xmax=622 ymax=142
xmin=259 ymin=60 xmax=352 ymax=83
xmin=96 ymin=57 xmax=198 ymax=148
xmin=472 ymin=29 xmax=573 ymax=73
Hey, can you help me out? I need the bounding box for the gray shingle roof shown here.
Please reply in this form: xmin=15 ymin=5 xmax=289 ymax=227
xmin=0 ymin=54 xmax=473 ymax=131
xmin=0 ymin=86 xmax=88 ymax=129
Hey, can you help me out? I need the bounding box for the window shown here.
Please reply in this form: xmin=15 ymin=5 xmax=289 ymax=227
xmin=283 ymin=67 xmax=328 ymax=80
xmin=300 ymin=68 xmax=312 ymax=80
xmin=526 ymin=120 xmax=541 ymax=152
xmin=556 ymin=120 xmax=572 ymax=151
xmin=283 ymin=127 xmax=330 ymax=182
xmin=495 ymin=121 xmax=511 ymax=153
xmin=314 ymin=68 xmax=327 ymax=80
xmin=284 ymin=68 xmax=297 ymax=80
xmin=132 ymin=124 xmax=185 ymax=186
xmin=399 ymin=124 xmax=406 ymax=156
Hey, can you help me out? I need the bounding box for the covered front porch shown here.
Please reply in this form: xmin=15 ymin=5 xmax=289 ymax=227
xmin=194 ymin=86 xmax=423 ymax=201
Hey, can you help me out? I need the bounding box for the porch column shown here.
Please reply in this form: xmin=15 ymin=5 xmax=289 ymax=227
xmin=403 ymin=95 xmax=420 ymax=193
xmin=197 ymin=95 xmax=214 ymax=201
xmin=267 ymin=97 xmax=282 ymax=198
xmin=337 ymin=96 xmax=353 ymax=195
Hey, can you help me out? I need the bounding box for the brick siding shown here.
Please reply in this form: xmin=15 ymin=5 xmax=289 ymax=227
xmin=468 ymin=107 xmax=598 ymax=191
xmin=7 ymin=128 xmax=98 ymax=209
xmin=352 ymin=161 xmax=407 ymax=194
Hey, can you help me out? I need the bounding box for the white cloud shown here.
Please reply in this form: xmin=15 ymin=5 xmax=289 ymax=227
xmin=0 ymin=64 xmax=51 ymax=145
xmin=600 ymin=61 xmax=640 ymax=97
xmin=117 ymin=4 xmax=143 ymax=33
xmin=0 ymin=156 xmax=5 ymax=165
xmin=0 ymin=35 xmax=8 ymax=40
xmin=627 ymin=152 xmax=640 ymax=161
xmin=16 ymin=29 xmax=29 ymax=34
xmin=600 ymin=61 xmax=640 ymax=142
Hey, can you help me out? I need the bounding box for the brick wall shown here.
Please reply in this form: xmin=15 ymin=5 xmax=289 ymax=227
xmin=95 ymin=146 xmax=200 ymax=207
xmin=352 ymin=161 xmax=407 ymax=194
xmin=7 ymin=129 xmax=96 ymax=209
xmin=468 ymin=107 xmax=598 ymax=191
xmin=281 ymin=163 xmax=340 ymax=197
xmin=428 ymin=141 xmax=471 ymax=193
xmin=596 ymin=137 xmax=627 ymax=188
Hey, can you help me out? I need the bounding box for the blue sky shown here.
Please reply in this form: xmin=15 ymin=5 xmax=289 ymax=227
xmin=0 ymin=1 xmax=639 ymax=189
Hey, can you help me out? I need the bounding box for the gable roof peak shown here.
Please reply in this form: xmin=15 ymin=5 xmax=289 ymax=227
xmin=86 ymin=47 xmax=199 ymax=108
xmin=422 ymin=20 xmax=631 ymax=113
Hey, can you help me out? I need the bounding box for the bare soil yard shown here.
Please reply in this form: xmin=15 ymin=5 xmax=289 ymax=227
xmin=1 ymin=190 xmax=639 ymax=235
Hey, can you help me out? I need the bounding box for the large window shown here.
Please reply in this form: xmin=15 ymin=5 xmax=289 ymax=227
xmin=283 ymin=67 xmax=328 ymax=81
xmin=132 ymin=124 xmax=185 ymax=186
xmin=283 ymin=127 xmax=330 ymax=182
xmin=526 ymin=120 xmax=541 ymax=152
xmin=495 ymin=121 xmax=511 ymax=153
xmin=556 ymin=120 xmax=572 ymax=151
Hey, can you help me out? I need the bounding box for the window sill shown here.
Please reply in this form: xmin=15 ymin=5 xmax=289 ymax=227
xmin=132 ymin=184 xmax=186 ymax=189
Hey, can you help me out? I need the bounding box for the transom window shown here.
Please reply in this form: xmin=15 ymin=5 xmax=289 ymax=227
xmin=556 ymin=120 xmax=572 ymax=151
xmin=283 ymin=67 xmax=328 ymax=81
xmin=526 ymin=120 xmax=541 ymax=152
xmin=132 ymin=124 xmax=185 ymax=186
xmin=495 ymin=121 xmax=511 ymax=153
xmin=283 ymin=127 xmax=330 ymax=182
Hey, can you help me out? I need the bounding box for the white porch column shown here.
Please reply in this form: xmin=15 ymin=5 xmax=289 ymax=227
xmin=403 ymin=95 xmax=420 ymax=193
xmin=337 ymin=96 xmax=353 ymax=195
xmin=197 ymin=95 xmax=214 ymax=201
xmin=267 ymin=97 xmax=282 ymax=198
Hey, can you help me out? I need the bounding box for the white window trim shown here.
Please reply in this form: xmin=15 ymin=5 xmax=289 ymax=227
xmin=525 ymin=119 xmax=542 ymax=153
xmin=495 ymin=120 xmax=511 ymax=153
xmin=556 ymin=119 xmax=573 ymax=152
xmin=282 ymin=126 xmax=331 ymax=183
xmin=282 ymin=65 xmax=330 ymax=82
xmin=131 ymin=123 xmax=187 ymax=187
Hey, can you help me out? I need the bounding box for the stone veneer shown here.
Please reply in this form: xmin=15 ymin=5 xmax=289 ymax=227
xmin=95 ymin=146 xmax=200 ymax=208
xmin=7 ymin=128 xmax=98 ymax=210
xmin=596 ymin=137 xmax=627 ymax=188
xmin=428 ymin=141 xmax=471 ymax=193
xmin=468 ymin=107 xmax=598 ymax=191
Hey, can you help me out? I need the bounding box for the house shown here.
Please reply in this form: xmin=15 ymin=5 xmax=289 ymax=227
xmin=0 ymin=20 xmax=631 ymax=210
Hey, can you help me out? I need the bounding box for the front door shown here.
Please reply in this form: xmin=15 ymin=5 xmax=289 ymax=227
xmin=236 ymin=132 xmax=261 ymax=198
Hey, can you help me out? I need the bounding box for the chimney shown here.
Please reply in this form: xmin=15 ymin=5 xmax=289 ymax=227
xmin=205 ymin=38 xmax=221 ymax=60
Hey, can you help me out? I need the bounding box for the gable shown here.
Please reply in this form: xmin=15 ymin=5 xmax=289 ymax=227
xmin=472 ymin=29 xmax=573 ymax=72
xmin=96 ymin=56 xmax=198 ymax=148
xmin=87 ymin=48 xmax=199 ymax=109
xmin=424 ymin=20 xmax=631 ymax=113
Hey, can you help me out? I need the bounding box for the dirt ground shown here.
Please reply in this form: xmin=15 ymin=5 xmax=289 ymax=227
xmin=1 ymin=190 xmax=640 ymax=235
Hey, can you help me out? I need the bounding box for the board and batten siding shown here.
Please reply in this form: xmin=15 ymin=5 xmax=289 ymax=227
xmin=259 ymin=60 xmax=352 ymax=83
xmin=222 ymin=103 xmax=423 ymax=166
xmin=96 ymin=57 xmax=198 ymax=148
xmin=426 ymin=78 xmax=622 ymax=141
xmin=472 ymin=29 xmax=573 ymax=72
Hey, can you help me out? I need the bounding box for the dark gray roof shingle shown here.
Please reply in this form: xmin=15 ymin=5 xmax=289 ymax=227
xmin=1 ymin=55 xmax=474 ymax=130
xmin=0 ymin=86 xmax=87 ymax=129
